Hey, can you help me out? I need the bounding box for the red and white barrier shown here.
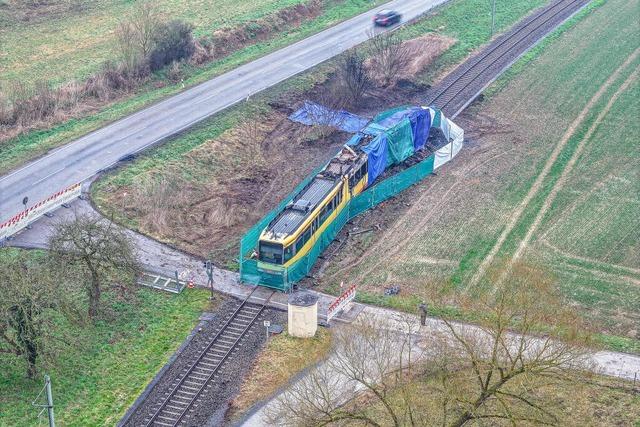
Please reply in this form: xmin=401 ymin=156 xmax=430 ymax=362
xmin=0 ymin=183 xmax=81 ymax=240
xmin=327 ymin=284 xmax=357 ymax=322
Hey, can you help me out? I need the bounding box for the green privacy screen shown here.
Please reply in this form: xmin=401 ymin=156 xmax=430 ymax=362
xmin=239 ymin=153 xmax=436 ymax=291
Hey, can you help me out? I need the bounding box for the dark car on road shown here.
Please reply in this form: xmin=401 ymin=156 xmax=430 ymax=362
xmin=373 ymin=9 xmax=402 ymax=27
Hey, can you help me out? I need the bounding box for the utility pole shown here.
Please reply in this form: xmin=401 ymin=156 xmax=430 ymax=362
xmin=491 ymin=0 xmax=496 ymax=37
xmin=45 ymin=375 xmax=55 ymax=427
xmin=33 ymin=375 xmax=55 ymax=427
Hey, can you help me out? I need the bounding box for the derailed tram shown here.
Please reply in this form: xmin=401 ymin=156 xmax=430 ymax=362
xmin=255 ymin=105 xmax=462 ymax=275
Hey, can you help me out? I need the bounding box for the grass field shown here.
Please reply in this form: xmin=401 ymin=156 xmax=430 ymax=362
xmin=320 ymin=0 xmax=639 ymax=345
xmin=0 ymin=249 xmax=212 ymax=426
xmin=0 ymin=0 xmax=307 ymax=86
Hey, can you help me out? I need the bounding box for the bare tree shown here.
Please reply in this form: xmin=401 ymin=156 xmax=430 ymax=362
xmin=269 ymin=263 xmax=590 ymax=426
xmin=367 ymin=31 xmax=413 ymax=87
xmin=429 ymin=263 xmax=590 ymax=427
xmin=299 ymin=84 xmax=349 ymax=142
xmin=49 ymin=213 xmax=139 ymax=320
xmin=0 ymin=251 xmax=83 ymax=378
xmin=115 ymin=20 xmax=141 ymax=71
xmin=131 ymin=1 xmax=161 ymax=58
xmin=339 ymin=49 xmax=371 ymax=107
xmin=265 ymin=314 xmax=424 ymax=426
xmin=114 ymin=1 xmax=161 ymax=69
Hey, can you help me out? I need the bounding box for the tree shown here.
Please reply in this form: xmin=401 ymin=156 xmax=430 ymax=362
xmin=268 ymin=263 xmax=590 ymax=426
xmin=367 ymin=31 xmax=412 ymax=87
xmin=430 ymin=263 xmax=590 ymax=426
xmin=0 ymin=251 xmax=83 ymax=378
xmin=339 ymin=49 xmax=371 ymax=107
xmin=49 ymin=213 xmax=139 ymax=320
xmin=131 ymin=1 xmax=161 ymax=58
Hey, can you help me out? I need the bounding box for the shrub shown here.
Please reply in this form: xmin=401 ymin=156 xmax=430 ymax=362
xmin=149 ymin=20 xmax=195 ymax=72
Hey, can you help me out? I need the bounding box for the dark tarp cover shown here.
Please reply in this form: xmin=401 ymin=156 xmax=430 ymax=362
xmin=362 ymin=134 xmax=388 ymax=185
xmin=289 ymin=101 xmax=370 ymax=133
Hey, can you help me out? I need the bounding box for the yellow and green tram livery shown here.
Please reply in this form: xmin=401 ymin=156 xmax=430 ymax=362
xmin=258 ymin=146 xmax=368 ymax=270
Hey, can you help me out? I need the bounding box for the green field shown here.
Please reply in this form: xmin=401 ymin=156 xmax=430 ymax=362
xmin=0 ymin=249 xmax=211 ymax=426
xmin=0 ymin=0 xmax=307 ymax=86
xmin=321 ymin=0 xmax=639 ymax=346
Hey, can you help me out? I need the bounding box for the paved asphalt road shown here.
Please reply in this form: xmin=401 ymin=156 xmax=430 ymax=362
xmin=0 ymin=0 xmax=448 ymax=224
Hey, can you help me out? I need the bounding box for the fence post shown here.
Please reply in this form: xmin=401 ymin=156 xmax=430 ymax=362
xmin=239 ymin=239 xmax=243 ymax=280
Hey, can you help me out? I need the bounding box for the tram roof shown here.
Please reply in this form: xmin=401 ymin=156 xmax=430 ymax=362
xmin=267 ymin=176 xmax=338 ymax=237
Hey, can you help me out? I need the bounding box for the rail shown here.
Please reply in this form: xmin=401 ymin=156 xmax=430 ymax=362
xmin=430 ymin=0 xmax=587 ymax=115
xmin=143 ymin=287 xmax=274 ymax=426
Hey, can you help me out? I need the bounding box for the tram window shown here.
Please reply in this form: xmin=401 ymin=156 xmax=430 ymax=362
xmin=320 ymin=204 xmax=331 ymax=223
xmin=296 ymin=226 xmax=313 ymax=252
xmin=359 ymin=163 xmax=367 ymax=178
xmin=284 ymin=245 xmax=293 ymax=262
xmin=259 ymin=241 xmax=283 ymax=264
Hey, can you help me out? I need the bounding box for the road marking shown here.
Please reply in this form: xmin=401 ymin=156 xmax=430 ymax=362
xmin=32 ymin=166 xmax=66 ymax=186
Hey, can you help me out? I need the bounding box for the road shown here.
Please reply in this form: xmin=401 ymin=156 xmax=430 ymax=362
xmin=0 ymin=0 xmax=448 ymax=224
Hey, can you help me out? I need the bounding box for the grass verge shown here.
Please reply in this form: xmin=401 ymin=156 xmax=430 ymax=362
xmin=229 ymin=328 xmax=332 ymax=421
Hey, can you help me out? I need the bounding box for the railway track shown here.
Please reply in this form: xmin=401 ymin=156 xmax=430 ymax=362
xmin=429 ymin=0 xmax=591 ymax=117
xmin=143 ymin=288 xmax=274 ymax=427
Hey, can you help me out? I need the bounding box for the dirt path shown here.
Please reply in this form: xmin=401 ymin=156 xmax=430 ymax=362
xmin=467 ymin=48 xmax=640 ymax=288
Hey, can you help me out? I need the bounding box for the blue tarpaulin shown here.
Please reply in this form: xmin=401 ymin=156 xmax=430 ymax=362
xmin=362 ymin=134 xmax=388 ymax=185
xmin=346 ymin=133 xmax=364 ymax=146
xmin=409 ymin=108 xmax=431 ymax=151
xmin=289 ymin=101 xmax=370 ymax=133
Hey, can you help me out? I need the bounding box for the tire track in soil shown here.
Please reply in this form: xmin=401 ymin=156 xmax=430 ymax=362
xmin=509 ymin=67 xmax=639 ymax=266
xmin=540 ymin=239 xmax=640 ymax=280
xmin=329 ymin=144 xmax=514 ymax=284
xmin=468 ymin=48 xmax=640 ymax=288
